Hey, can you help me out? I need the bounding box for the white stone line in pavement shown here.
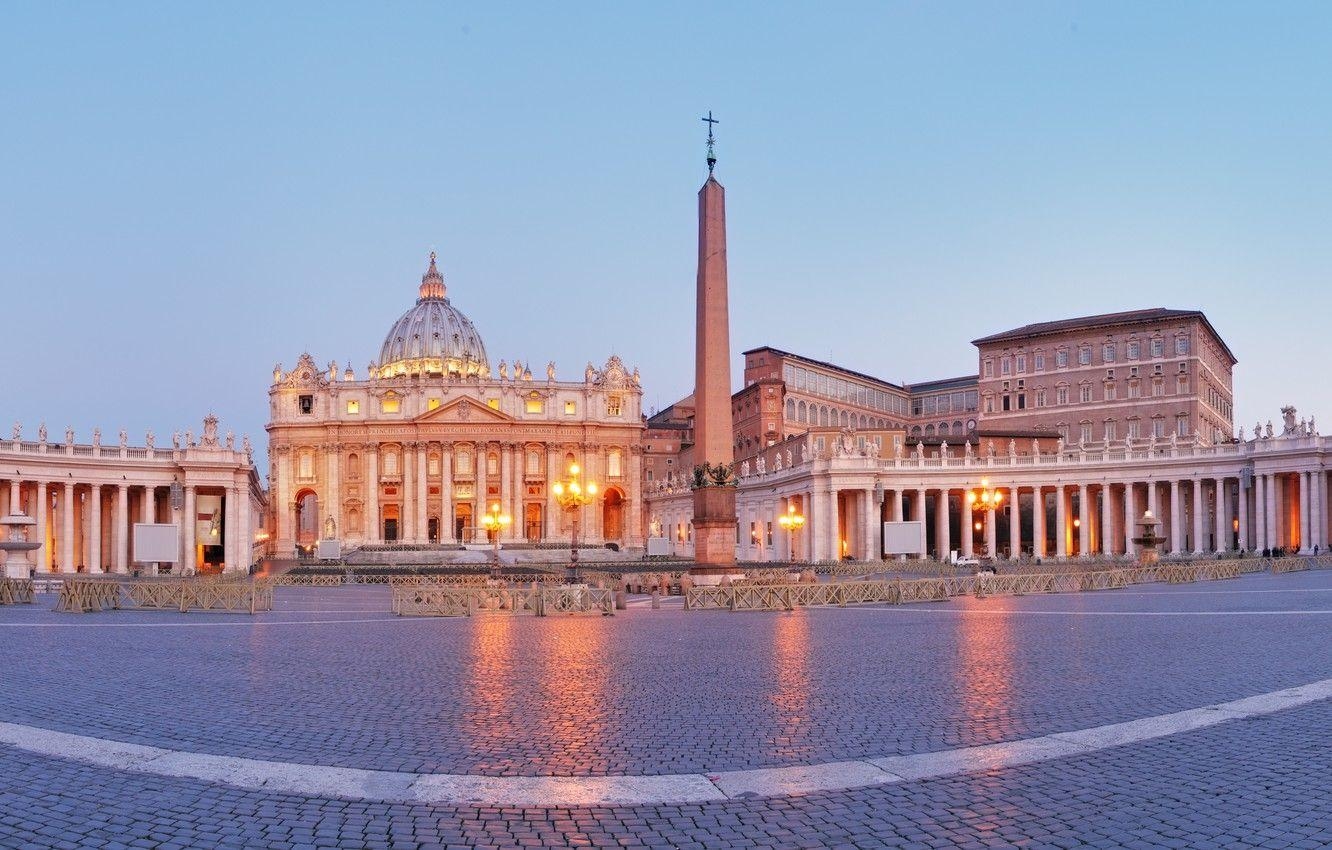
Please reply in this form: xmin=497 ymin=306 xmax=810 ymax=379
xmin=0 ymin=679 xmax=1328 ymax=807
xmin=824 ymin=607 xmax=1332 ymax=616
xmin=0 ymin=617 xmax=419 ymax=629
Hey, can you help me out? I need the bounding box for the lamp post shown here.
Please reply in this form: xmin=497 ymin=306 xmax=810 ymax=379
xmin=965 ymin=477 xmax=1003 ymax=556
xmin=777 ymin=503 xmax=805 ymax=562
xmin=552 ymin=463 xmax=597 ymax=584
xmin=480 ymin=501 xmax=511 ymax=581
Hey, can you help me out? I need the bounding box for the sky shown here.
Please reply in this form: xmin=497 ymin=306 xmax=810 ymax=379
xmin=4 ymin=2 xmax=1331 ymax=471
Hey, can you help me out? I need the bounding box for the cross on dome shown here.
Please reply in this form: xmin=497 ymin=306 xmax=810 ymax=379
xmin=418 ymin=251 xmax=447 ymax=301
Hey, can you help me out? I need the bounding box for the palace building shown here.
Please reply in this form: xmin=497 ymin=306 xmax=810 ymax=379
xmin=266 ymin=253 xmax=645 ymax=557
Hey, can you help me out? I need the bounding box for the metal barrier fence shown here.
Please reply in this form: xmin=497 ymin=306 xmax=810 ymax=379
xmin=55 ymin=578 xmax=274 ymax=614
xmin=391 ymin=582 xmax=615 ymax=617
xmin=0 ymin=578 xmax=35 ymax=605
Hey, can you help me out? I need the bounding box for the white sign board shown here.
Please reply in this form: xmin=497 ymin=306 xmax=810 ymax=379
xmin=646 ymin=537 xmax=670 ymax=557
xmin=315 ymin=539 xmax=342 ymax=560
xmin=133 ymin=523 xmax=180 ymax=563
xmin=882 ymin=521 xmax=925 ymax=556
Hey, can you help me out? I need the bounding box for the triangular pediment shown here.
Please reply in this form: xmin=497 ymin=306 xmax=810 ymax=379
xmin=416 ymin=397 xmax=515 ymax=424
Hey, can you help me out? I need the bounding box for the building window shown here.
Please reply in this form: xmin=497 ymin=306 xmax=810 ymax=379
xmin=527 ymin=450 xmax=541 ymax=474
xmin=1056 ymin=350 xmax=1069 ymax=368
xmin=1080 ymin=423 xmax=1092 ymax=444
xmin=487 ymin=453 xmax=499 ymax=475
xmin=383 ymin=451 xmax=398 ymax=475
xmin=1016 ymin=354 xmax=1026 ymax=372
xmin=1000 ymin=356 xmax=1011 ymax=375
xmin=1152 ymin=378 xmax=1164 ymax=397
xmin=1153 ymin=418 xmax=1166 ymax=438
xmin=1078 ymin=346 xmax=1091 ymax=366
xmin=1034 ymin=353 xmax=1046 ymax=371
xmin=428 ymin=454 xmax=439 ymax=476
xmin=455 ymin=450 xmax=472 ymax=474
xmin=298 ymin=395 xmax=314 ymax=414
xmin=381 ymin=396 xmax=400 ymax=414
xmin=1017 ymin=393 xmax=1026 ymax=410
xmin=983 ymin=360 xmax=994 ymax=378
xmin=1175 ymin=336 xmax=1190 ymax=355
xmin=983 ymin=396 xmax=994 ymax=414
xmin=1128 ymin=420 xmax=1141 ymax=439
xmin=1177 ymin=376 xmax=1188 ymax=394
xmin=1104 ymin=383 xmax=1117 ymax=401
xmin=526 ymin=399 xmax=544 ymax=414
xmin=1002 ymin=395 xmax=1011 ymax=411
xmin=1151 ymin=338 xmax=1164 ymax=358
xmin=1102 ymin=343 xmax=1115 ymax=363
xmin=607 ymin=396 xmax=623 ymax=416
xmin=565 ymin=400 xmax=576 ymax=415
xmin=1056 ymin=387 xmax=1069 ymax=405
xmin=346 ymin=400 xmax=360 ymax=415
xmin=298 ymin=451 xmax=313 ymax=479
xmin=607 ymin=449 xmax=623 ymax=478
xmin=1128 ymin=381 xmax=1141 ymax=399
xmin=1035 ymin=389 xmax=1047 ymax=407
xmin=1176 ymin=415 xmax=1189 ymax=436
xmin=1105 ymin=421 xmax=1117 ymax=442
xmin=1080 ymin=385 xmax=1092 ymax=403
xmin=1127 ymin=340 xmax=1140 ymax=360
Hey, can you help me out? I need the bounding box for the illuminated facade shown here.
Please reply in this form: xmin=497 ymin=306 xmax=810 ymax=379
xmin=266 ymin=254 xmax=645 ymax=556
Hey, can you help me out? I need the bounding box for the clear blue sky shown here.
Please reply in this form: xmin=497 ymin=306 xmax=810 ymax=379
xmin=5 ymin=2 xmax=1331 ymax=470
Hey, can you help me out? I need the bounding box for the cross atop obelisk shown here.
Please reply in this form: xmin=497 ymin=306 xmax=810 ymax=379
xmin=701 ymin=111 xmax=718 ymax=174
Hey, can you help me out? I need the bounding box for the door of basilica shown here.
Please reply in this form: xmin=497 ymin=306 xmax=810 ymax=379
xmin=455 ymin=503 xmax=473 ymax=543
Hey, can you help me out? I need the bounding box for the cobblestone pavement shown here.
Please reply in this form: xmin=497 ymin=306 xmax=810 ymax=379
xmin=2 ymin=571 xmax=1330 ymax=776
xmin=1 ymin=569 xmax=1330 ymax=847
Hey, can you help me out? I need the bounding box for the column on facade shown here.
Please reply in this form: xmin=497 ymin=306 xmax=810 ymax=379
xmin=59 ymin=481 xmax=75 ymax=573
xmin=1213 ymin=478 xmax=1228 ymax=554
xmin=1054 ymin=485 xmax=1067 ymax=558
xmin=417 ymin=443 xmax=429 ymax=544
xmin=221 ymin=484 xmax=237 ymax=572
xmin=1298 ymin=471 xmax=1311 ymax=553
xmin=35 ymin=481 xmax=48 ymax=572
xmin=1008 ymin=486 xmax=1021 ymax=559
xmin=984 ymin=499 xmax=997 ymax=559
xmin=401 ymin=443 xmax=415 ymax=543
xmin=115 ymin=483 xmax=128 ymax=573
xmin=809 ymin=484 xmax=827 ymax=561
xmin=87 ymin=484 xmax=102 ymax=573
xmin=546 ymin=446 xmax=562 ymax=543
xmin=181 ymin=485 xmax=196 ymax=574
xmin=475 ymin=442 xmax=488 ymax=544
xmin=440 ymin=443 xmax=454 ymax=542
xmin=1253 ymin=474 xmax=1266 ymax=552
xmin=499 ymin=444 xmax=513 ymax=542
xmin=1264 ymin=473 xmax=1278 ymax=552
xmin=1192 ymin=478 xmax=1206 ymax=555
xmin=144 ymin=484 xmax=156 ymax=524
xmin=1075 ymin=484 xmax=1089 ymax=557
xmin=1032 ymin=486 xmax=1045 ymax=559
xmin=627 ymin=447 xmax=643 ymax=548
xmin=1123 ymin=482 xmax=1137 ymax=557
xmin=913 ymin=488 xmax=926 ymax=560
xmin=1237 ymin=475 xmax=1250 ymax=552
xmin=934 ymin=490 xmax=949 ymax=561
xmin=327 ymin=447 xmax=341 ymax=541
xmin=960 ymin=488 xmax=974 ymax=558
xmin=366 ymin=446 xmax=380 ymax=543
xmin=238 ymin=482 xmax=252 ymax=571
xmin=1169 ymin=479 xmax=1183 ymax=555
xmin=865 ymin=489 xmax=880 ymax=561
xmin=1100 ymin=484 xmax=1114 ymax=556
xmin=1312 ymin=470 xmax=1325 ymax=552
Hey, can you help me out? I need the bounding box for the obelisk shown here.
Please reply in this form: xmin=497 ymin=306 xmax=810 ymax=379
xmin=690 ymin=113 xmax=739 ymax=578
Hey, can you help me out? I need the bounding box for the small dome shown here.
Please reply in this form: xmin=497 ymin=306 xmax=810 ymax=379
xmin=377 ymin=253 xmax=489 ymax=378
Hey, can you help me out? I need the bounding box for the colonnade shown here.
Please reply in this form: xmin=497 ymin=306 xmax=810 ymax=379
xmin=0 ymin=477 xmax=253 ymax=574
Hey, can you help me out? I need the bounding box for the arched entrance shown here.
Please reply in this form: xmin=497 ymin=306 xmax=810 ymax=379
xmin=524 ymin=503 xmax=543 ymax=542
xmin=295 ymin=490 xmax=319 ymax=555
xmin=382 ymin=504 xmax=400 ymax=542
xmin=455 ymin=503 xmax=473 ymax=543
xmin=602 ymin=488 xmax=625 ymax=543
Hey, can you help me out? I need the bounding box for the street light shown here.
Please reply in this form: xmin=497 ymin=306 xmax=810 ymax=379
xmin=552 ymin=463 xmax=597 ymax=584
xmin=480 ymin=502 xmax=511 ymax=581
xmin=777 ymin=503 xmax=805 ymax=562
xmin=966 ymin=478 xmax=1002 ymax=554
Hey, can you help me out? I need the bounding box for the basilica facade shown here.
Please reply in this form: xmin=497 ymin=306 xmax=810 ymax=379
xmin=266 ymin=254 xmax=645 ymax=556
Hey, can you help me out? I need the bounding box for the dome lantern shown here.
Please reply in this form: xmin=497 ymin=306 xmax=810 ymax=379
xmin=377 ymin=253 xmax=489 ymax=379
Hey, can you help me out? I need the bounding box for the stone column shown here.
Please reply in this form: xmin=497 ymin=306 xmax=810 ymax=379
xmin=1312 ymin=470 xmax=1325 ymax=552
xmin=1169 ymin=479 xmax=1183 ymax=555
xmin=327 ymin=447 xmax=341 ymax=541
xmin=144 ymin=485 xmax=156 ymax=524
xmin=1100 ymin=484 xmax=1114 ymax=556
xmin=61 ymin=481 xmax=75 ymax=573
xmin=1264 ymin=473 xmax=1278 ymax=552
xmin=115 ymin=483 xmax=128 ymax=573
xmin=1213 ymin=479 xmax=1227 ymax=554
xmin=546 ymin=446 xmax=562 ymax=543
xmin=891 ymin=489 xmax=903 ymax=522
xmin=225 ymin=485 xmax=240 ymax=572
xmin=1009 ymin=487 xmax=1021 ymax=559
xmin=934 ymin=490 xmax=949 ymax=561
xmin=417 ymin=444 xmax=428 ymax=543
xmin=402 ymin=443 xmax=414 ymax=543
xmin=960 ymin=489 xmax=974 ymax=558
xmin=1077 ymin=483 xmax=1090 ymax=557
xmin=89 ymin=484 xmax=102 ymax=573
xmin=182 ymin=486 xmax=196 ymax=574
xmin=914 ymin=488 xmax=926 ymax=559
xmin=476 ymin=443 xmax=489 ymax=543
xmin=237 ymin=483 xmax=251 ymax=572
xmin=6 ymin=478 xmax=17 ymax=514
xmin=1299 ymin=471 xmax=1312 ymax=553
xmin=809 ymin=484 xmax=827 ymax=561
xmin=500 ymin=444 xmax=514 ymax=542
xmin=1124 ymin=482 xmax=1137 ymax=558
xmin=1253 ymin=474 xmax=1265 ymax=552
xmin=867 ymin=489 xmax=881 ymax=561
xmin=366 ymin=447 xmax=380 ymax=542
xmin=627 ymin=448 xmax=644 ymax=548
xmin=440 ymin=443 xmax=454 ymax=542
xmin=1238 ymin=475 xmax=1250 ymax=552
xmin=984 ymin=502 xmax=997 ymax=558
xmin=1032 ymin=486 xmax=1045 ymax=559
xmin=1192 ymin=478 xmax=1205 ymax=555
xmin=1054 ymin=485 xmax=1067 ymax=558
xmin=35 ymin=481 xmax=48 ymax=572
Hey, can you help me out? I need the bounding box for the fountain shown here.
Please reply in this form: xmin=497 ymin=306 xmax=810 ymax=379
xmin=1 ymin=510 xmax=41 ymax=579
xmin=1131 ymin=509 xmax=1165 ymax=565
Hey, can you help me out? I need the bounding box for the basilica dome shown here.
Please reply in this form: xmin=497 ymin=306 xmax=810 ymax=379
xmin=377 ymin=253 xmax=490 ymax=379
